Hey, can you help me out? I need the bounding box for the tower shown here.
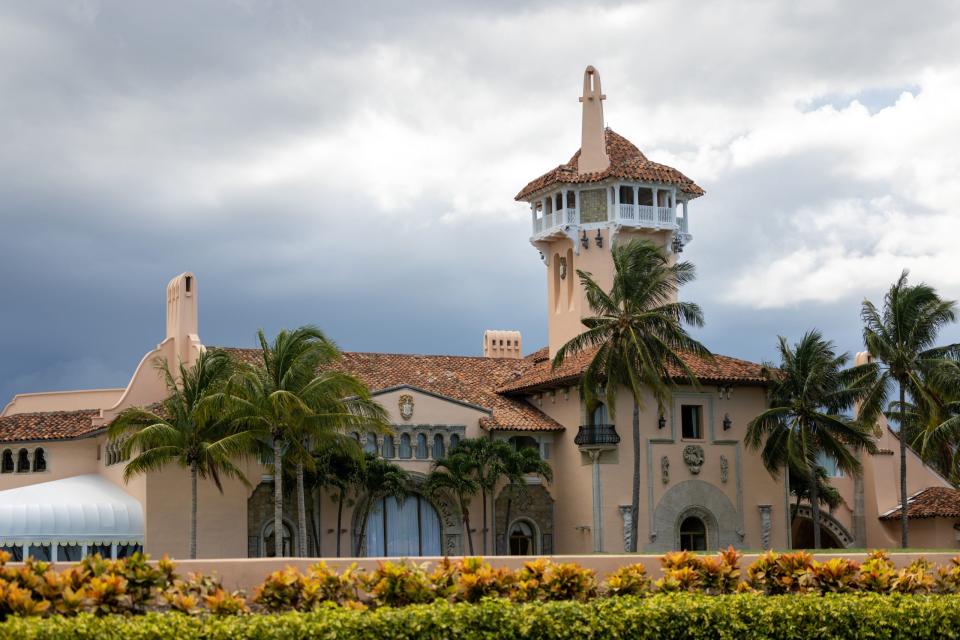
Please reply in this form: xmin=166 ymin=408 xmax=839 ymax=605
xmin=515 ymin=66 xmax=705 ymax=357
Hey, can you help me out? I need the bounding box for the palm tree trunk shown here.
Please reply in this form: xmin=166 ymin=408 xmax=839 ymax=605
xmin=296 ymin=460 xmax=308 ymax=557
xmin=190 ymin=462 xmax=198 ymax=560
xmin=899 ymin=382 xmax=909 ymax=548
xmin=481 ymin=487 xmax=488 ymax=555
xmin=355 ymin=497 xmax=369 ymax=557
xmin=502 ymin=485 xmax=514 ymax=555
xmin=809 ymin=465 xmax=821 ymax=550
xmin=273 ymin=437 xmax=284 ymax=557
xmin=630 ymin=403 xmax=640 ymax=552
xmin=336 ymin=486 xmax=345 ymax=558
xmin=463 ymin=499 xmax=475 ymax=555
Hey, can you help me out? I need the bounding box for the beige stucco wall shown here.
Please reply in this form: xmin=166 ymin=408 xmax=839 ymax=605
xmin=2 ymin=389 xmax=124 ymax=417
xmin=0 ymin=438 xmax=100 ymax=490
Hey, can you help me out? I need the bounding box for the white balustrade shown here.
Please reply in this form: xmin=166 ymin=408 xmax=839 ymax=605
xmin=657 ymin=206 xmax=673 ymax=225
xmin=618 ymin=203 xmax=635 ymax=221
xmin=532 ymin=208 xmax=579 ymax=235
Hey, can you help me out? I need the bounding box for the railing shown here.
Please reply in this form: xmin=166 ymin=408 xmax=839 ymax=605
xmin=574 ymin=424 xmax=621 ymax=447
xmin=532 ymin=208 xmax=578 ymax=235
xmin=613 ymin=205 xmax=676 ymax=228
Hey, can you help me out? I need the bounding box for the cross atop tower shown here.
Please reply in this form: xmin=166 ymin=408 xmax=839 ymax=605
xmin=578 ymin=66 xmax=609 ymax=174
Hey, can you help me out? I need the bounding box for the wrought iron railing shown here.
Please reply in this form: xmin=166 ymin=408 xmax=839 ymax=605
xmin=574 ymin=424 xmax=621 ymax=446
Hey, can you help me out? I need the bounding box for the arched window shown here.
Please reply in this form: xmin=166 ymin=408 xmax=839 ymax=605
xmin=591 ymin=403 xmax=609 ymax=426
xmin=679 ymin=516 xmax=707 ymax=551
xmin=351 ymin=432 xmax=361 ymax=443
xmin=382 ymin=435 xmax=396 ymax=459
xmin=399 ymin=434 xmax=412 ymax=459
xmin=415 ymin=434 xmax=428 ymax=459
xmin=32 ymin=448 xmax=46 ymax=472
xmin=16 ymin=449 xmax=30 ymax=472
xmin=508 ymin=520 xmax=537 ymax=555
xmin=449 ymin=434 xmax=461 ymax=451
xmin=261 ymin=521 xmax=295 ymax=558
xmin=364 ymin=432 xmax=378 ymax=455
xmin=432 ymin=434 xmax=445 ymax=459
xmin=365 ymin=494 xmax=441 ymax=557
xmin=509 ymin=435 xmax=539 ymax=453
xmin=1 ymin=450 xmax=13 ymax=473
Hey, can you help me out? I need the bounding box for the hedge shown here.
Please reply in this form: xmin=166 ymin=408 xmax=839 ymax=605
xmin=4 ymin=594 xmax=960 ymax=639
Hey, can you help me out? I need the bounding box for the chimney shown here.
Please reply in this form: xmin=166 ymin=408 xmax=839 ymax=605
xmin=483 ymin=330 xmax=522 ymax=359
xmin=166 ymin=272 xmax=202 ymax=366
xmin=578 ymin=66 xmax=609 ymax=174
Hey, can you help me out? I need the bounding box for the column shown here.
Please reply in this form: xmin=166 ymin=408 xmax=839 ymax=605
xmin=632 ymin=186 xmax=639 ymax=221
xmin=573 ymin=189 xmax=580 ymax=224
xmin=606 ymin=186 xmax=613 ymax=221
xmin=618 ymin=505 xmax=633 ymax=552
xmin=591 ymin=451 xmax=604 ymax=552
xmin=853 ymin=449 xmax=867 ymax=547
xmin=531 ymin=204 xmax=538 ymax=233
xmin=758 ymin=505 xmax=772 ymax=550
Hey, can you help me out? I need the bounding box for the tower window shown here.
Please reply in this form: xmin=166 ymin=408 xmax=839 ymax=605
xmin=17 ymin=449 xmax=29 ymax=472
xmin=32 ymin=448 xmax=46 ymax=472
xmin=1 ymin=449 xmax=13 ymax=473
xmin=185 ymin=276 xmax=192 ymax=293
xmin=681 ymin=405 xmax=703 ymax=439
xmin=679 ymin=516 xmax=707 ymax=551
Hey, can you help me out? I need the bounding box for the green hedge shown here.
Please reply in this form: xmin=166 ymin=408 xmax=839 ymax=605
xmin=4 ymin=594 xmax=960 ymax=639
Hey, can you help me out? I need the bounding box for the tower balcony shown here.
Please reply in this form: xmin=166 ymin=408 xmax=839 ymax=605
xmin=574 ymin=424 xmax=621 ymax=449
xmin=532 ymin=208 xmax=579 ymax=235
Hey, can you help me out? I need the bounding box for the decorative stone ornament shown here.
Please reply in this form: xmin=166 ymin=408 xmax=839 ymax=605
xmin=682 ymin=444 xmax=705 ymax=475
xmin=558 ymin=256 xmax=567 ymax=280
xmin=660 ymin=456 xmax=670 ymax=484
xmin=720 ymin=455 xmax=729 ymax=483
xmin=398 ymin=394 xmax=414 ymax=421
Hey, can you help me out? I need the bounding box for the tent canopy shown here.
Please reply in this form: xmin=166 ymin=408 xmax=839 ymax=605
xmin=0 ymin=474 xmax=144 ymax=546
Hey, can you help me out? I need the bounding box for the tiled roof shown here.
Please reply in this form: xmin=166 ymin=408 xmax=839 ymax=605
xmin=879 ymin=487 xmax=960 ymax=520
xmin=0 ymin=410 xmax=102 ymax=443
xmin=497 ymin=346 xmax=768 ymax=394
xmin=515 ymin=129 xmax=705 ymax=201
xmin=220 ymin=349 xmax=563 ymax=432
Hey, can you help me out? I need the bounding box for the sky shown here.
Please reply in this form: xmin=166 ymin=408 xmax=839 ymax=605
xmin=3 ymin=0 xmax=960 ymax=404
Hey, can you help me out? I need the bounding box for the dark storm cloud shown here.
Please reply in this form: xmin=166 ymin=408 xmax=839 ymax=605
xmin=2 ymin=0 xmax=960 ymax=404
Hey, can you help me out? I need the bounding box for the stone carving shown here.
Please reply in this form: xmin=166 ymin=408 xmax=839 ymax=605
xmin=558 ymin=256 xmax=567 ymax=280
xmin=619 ymin=505 xmax=633 ymax=552
xmin=660 ymin=456 xmax=670 ymax=484
xmin=758 ymin=504 xmax=772 ymax=550
xmin=682 ymin=444 xmax=704 ymax=475
xmin=398 ymin=394 xmax=414 ymax=421
xmin=720 ymin=455 xmax=729 ymax=483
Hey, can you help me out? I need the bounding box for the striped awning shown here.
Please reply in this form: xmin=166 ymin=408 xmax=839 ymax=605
xmin=0 ymin=474 xmax=144 ymax=546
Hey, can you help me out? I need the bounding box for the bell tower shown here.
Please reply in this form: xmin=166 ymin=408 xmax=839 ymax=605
xmin=514 ymin=66 xmax=704 ymax=357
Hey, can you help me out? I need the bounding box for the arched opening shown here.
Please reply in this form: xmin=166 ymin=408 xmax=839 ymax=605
xmin=399 ymin=433 xmax=412 ymax=459
xmin=679 ymin=516 xmax=707 ymax=551
xmin=16 ymin=449 xmax=29 ymax=472
xmin=508 ymin=519 xmax=538 ymax=555
xmin=415 ymin=433 xmax=428 ymax=459
xmin=364 ymin=432 xmax=378 ymax=455
xmin=591 ymin=402 xmax=609 ymax=426
xmin=365 ymin=494 xmax=441 ymax=557
xmin=432 ymin=434 xmax=445 ymax=459
xmin=32 ymin=448 xmax=46 ymax=472
xmin=509 ymin=435 xmax=539 ymax=453
xmin=1 ymin=449 xmax=13 ymax=473
xmin=791 ymin=518 xmax=845 ymax=549
xmin=382 ymin=435 xmax=396 ymax=459
xmin=260 ymin=520 xmax=296 ymax=558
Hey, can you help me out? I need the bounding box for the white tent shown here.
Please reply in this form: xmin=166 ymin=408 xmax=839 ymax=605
xmin=0 ymin=474 xmax=144 ymax=561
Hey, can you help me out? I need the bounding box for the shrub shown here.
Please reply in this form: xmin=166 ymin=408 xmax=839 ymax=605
xmin=362 ymin=561 xmax=436 ymax=607
xmin=513 ymin=559 xmax=597 ymax=602
xmin=746 ymin=550 xmax=814 ymax=594
xmin=252 ymin=567 xmax=308 ymax=612
xmin=447 ymin=557 xmax=513 ymax=603
xmin=802 ymin=557 xmax=860 ymax=594
xmin=604 ymin=563 xmax=650 ymax=597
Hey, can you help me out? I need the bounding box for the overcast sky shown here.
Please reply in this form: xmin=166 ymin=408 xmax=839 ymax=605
xmin=3 ymin=0 xmax=960 ymax=403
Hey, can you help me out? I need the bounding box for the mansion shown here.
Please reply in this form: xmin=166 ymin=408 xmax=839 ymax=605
xmin=2 ymin=67 xmax=959 ymax=562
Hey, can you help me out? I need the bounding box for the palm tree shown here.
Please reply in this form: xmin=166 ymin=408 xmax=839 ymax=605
xmin=313 ymin=435 xmax=365 ymax=557
xmin=861 ymin=270 xmax=959 ymax=547
xmin=425 ymin=449 xmax=481 ymax=555
xmin=352 ymin=453 xmax=412 ymax=556
xmin=500 ymin=444 xmax=553 ymax=552
xmin=746 ymin=331 xmax=878 ymax=549
xmin=109 ymin=350 xmax=252 ymax=559
xmin=227 ymin=326 xmax=388 ymax=557
xmin=553 ymin=238 xmax=710 ymax=552
xmin=450 ymin=438 xmax=516 ymax=555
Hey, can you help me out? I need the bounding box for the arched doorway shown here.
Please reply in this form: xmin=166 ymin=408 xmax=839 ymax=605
xmin=365 ymin=494 xmax=442 ymax=557
xmin=679 ymin=515 xmax=707 ymax=551
xmin=260 ymin=520 xmax=296 ymax=557
xmin=507 ymin=519 xmax=538 ymax=555
xmin=790 ymin=506 xmax=854 ymax=549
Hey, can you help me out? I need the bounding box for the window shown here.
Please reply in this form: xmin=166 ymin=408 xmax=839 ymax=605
xmin=816 ymin=451 xmax=844 ymax=478
xmin=16 ymin=448 xmax=29 ymax=472
xmin=509 ymin=435 xmax=539 ymax=453
xmin=415 ymin=433 xmax=428 ymax=459
xmin=508 ymin=520 xmax=537 ymax=555
xmin=32 ymin=448 xmax=46 ymax=472
xmin=28 ymin=544 xmax=51 ymax=561
xmin=1 ymin=545 xmax=23 ymax=561
xmin=679 ymin=516 xmax=707 ymax=551
xmin=1 ymin=449 xmax=12 ymax=473
xmin=590 ymin=403 xmax=609 ymax=426
xmin=681 ymin=405 xmax=703 ymax=439
xmin=449 ymin=434 xmax=461 ymax=451
xmin=88 ymin=544 xmax=111 ymax=559
xmin=365 ymin=494 xmax=441 ymax=557
xmin=432 ymin=434 xmax=445 ymax=459
xmin=117 ymin=544 xmax=142 ymax=559
xmin=57 ymin=544 xmax=82 ymax=562
xmin=382 ymin=435 xmax=396 ymax=459
xmin=399 ymin=434 xmax=412 ymax=459
xmin=364 ymin=432 xmax=378 ymax=455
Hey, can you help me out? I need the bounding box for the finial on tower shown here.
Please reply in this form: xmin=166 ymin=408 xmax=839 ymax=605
xmin=578 ymin=66 xmax=609 ymax=175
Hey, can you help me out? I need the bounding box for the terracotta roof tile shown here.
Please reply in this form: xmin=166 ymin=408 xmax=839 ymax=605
xmin=0 ymin=410 xmax=101 ymax=443
xmin=879 ymin=487 xmax=960 ymax=520
xmin=497 ymin=346 xmax=768 ymax=394
xmin=515 ymin=129 xmax=705 ymax=201
xmin=221 ymin=349 xmax=563 ymax=432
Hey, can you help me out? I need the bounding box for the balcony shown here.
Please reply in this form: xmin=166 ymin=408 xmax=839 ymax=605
xmin=532 ymin=208 xmax=578 ymax=235
xmin=574 ymin=424 xmax=621 ymax=448
xmin=614 ymin=204 xmax=677 ymax=229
